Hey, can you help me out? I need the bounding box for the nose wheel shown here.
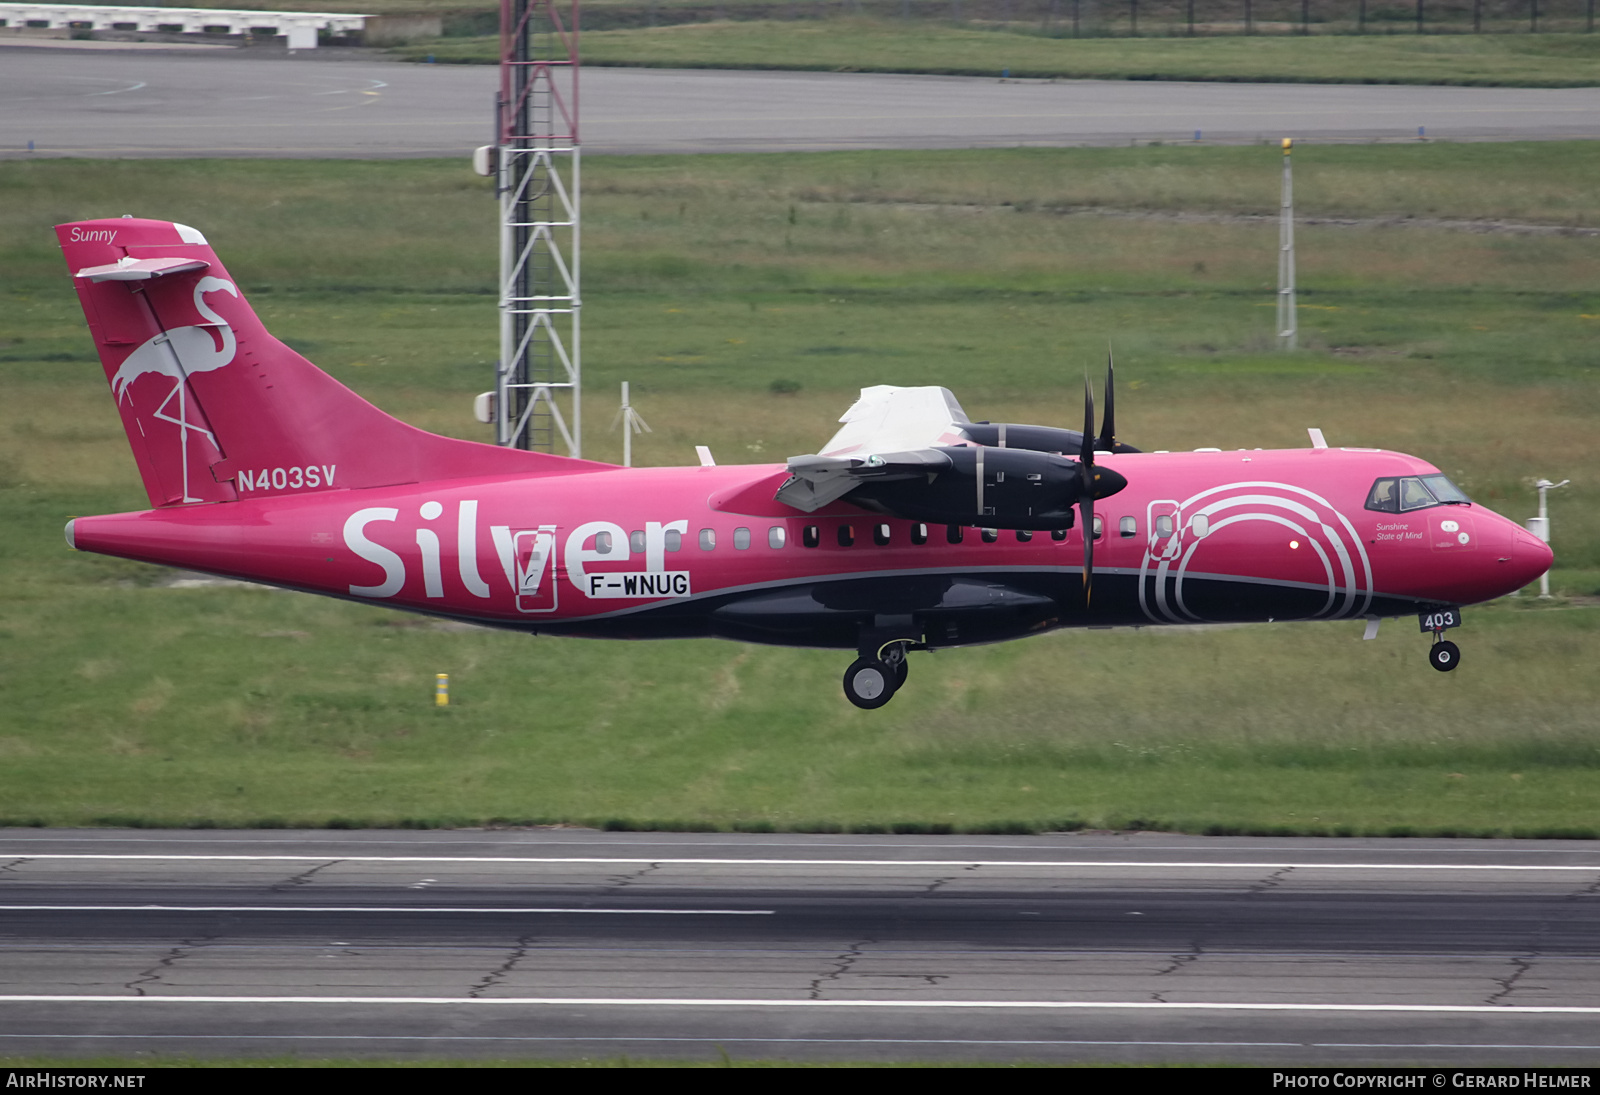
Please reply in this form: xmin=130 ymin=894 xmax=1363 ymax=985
xmin=1428 ymin=637 xmax=1461 ymax=672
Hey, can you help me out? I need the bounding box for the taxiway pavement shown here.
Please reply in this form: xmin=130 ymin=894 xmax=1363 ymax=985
xmin=4 ymin=48 xmax=1599 ymax=158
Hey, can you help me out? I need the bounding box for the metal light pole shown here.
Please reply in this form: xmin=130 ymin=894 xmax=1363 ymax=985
xmin=1528 ymin=478 xmax=1569 ymax=598
xmin=1277 ymin=137 xmax=1297 ymax=351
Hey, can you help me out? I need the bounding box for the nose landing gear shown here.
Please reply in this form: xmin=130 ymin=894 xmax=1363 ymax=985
xmin=1421 ymin=607 xmax=1463 ymax=673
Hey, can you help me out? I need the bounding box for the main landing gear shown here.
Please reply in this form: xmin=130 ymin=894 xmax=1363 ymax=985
xmin=843 ymin=621 xmax=919 ymax=709
xmin=843 ymin=653 xmax=904 ymax=710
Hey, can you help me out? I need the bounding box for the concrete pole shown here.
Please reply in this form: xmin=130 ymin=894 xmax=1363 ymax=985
xmin=1531 ymin=478 xmax=1569 ymax=598
xmin=1277 ymin=138 xmax=1297 ymax=351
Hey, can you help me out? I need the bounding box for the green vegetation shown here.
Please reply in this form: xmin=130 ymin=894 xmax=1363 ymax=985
xmin=2 ymin=146 xmax=1597 ymax=834
xmin=125 ymin=0 xmax=1600 ymax=85
xmin=397 ymin=22 xmax=1600 ymax=86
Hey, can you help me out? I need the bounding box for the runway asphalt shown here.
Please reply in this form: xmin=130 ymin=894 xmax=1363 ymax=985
xmin=4 ymin=46 xmax=1600 ymax=158
xmin=1 ymin=829 xmax=1597 ymax=1064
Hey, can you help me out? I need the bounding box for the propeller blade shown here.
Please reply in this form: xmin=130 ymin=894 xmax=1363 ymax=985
xmin=1080 ymin=495 xmax=1094 ymax=603
xmin=1081 ymin=376 xmax=1094 ymax=467
xmin=1098 ymin=347 xmax=1117 ymax=453
xmin=1080 ymin=378 xmax=1096 ymax=601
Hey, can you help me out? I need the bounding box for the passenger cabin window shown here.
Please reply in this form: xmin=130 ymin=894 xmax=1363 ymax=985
xmin=911 ymin=523 xmax=929 ymax=545
xmin=1155 ymin=515 xmax=1174 ymax=538
xmin=664 ymin=529 xmax=682 ymax=552
xmin=838 ymin=525 xmax=855 ymax=547
xmin=946 ymin=525 xmax=964 ymax=545
xmin=1015 ymin=530 xmax=1032 ymax=543
xmin=1366 ymin=475 xmax=1472 ymax=514
xmin=1051 ymin=529 xmax=1068 ymax=542
xmin=802 ymin=525 xmax=820 ymax=548
xmin=733 ymin=527 xmax=751 ymax=550
xmin=981 ymin=528 xmax=999 ymax=543
xmin=1092 ymin=516 xmax=1103 ymax=541
xmin=1119 ymin=516 xmax=1137 ymax=538
xmin=594 ymin=531 xmax=614 ymax=554
xmin=1190 ymin=514 xmax=1210 ymax=537
xmin=769 ymin=526 xmax=787 ymax=549
xmin=629 ymin=530 xmax=646 ymax=555
xmin=873 ymin=524 xmax=891 ymax=546
xmin=699 ymin=528 xmax=716 ymax=551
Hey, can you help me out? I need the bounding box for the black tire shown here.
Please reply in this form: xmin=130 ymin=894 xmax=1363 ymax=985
xmin=843 ymin=657 xmax=897 ymax=709
xmin=1429 ymin=640 xmax=1461 ymax=673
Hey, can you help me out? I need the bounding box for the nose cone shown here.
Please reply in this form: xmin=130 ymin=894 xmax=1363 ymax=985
xmin=1509 ymin=526 xmax=1555 ymax=589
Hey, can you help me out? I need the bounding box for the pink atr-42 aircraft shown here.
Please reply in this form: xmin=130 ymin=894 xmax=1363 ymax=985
xmin=59 ymin=218 xmax=1554 ymax=708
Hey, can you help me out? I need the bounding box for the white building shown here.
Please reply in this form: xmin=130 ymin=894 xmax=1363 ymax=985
xmin=0 ymin=3 xmax=373 ymax=48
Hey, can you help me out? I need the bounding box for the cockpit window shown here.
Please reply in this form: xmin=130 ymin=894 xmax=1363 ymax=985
xmin=1399 ymin=477 xmax=1436 ymax=511
xmin=1365 ymin=476 xmax=1471 ymax=514
xmin=1420 ymin=475 xmax=1471 ymax=505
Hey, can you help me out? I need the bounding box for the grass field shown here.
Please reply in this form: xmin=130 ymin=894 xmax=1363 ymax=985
xmin=1 ymin=145 xmax=1596 ymax=833
xmin=396 ymin=22 xmax=1600 ymax=85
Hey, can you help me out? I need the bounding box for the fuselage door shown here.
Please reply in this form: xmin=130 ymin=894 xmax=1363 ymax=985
xmin=1147 ymin=500 xmax=1182 ymax=562
xmin=490 ymin=524 xmax=559 ymax=612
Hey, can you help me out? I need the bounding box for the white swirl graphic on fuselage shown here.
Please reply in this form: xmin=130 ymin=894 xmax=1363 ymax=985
xmin=1138 ymin=481 xmax=1373 ymax=624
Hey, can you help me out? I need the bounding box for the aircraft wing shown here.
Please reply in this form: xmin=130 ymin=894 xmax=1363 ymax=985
xmin=777 ymin=386 xmax=974 ymax=512
xmin=775 ymin=384 xmax=1128 ymax=527
xmin=817 ymin=385 xmax=973 ymax=457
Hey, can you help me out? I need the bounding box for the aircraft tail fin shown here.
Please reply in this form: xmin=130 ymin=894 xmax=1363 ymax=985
xmin=57 ymin=218 xmax=606 ymax=509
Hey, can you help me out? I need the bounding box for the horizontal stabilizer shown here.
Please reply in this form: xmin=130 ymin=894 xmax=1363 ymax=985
xmin=75 ymin=257 xmax=211 ymax=283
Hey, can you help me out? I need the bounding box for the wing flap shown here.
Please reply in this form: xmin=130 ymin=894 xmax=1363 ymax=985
xmin=776 ymin=450 xmax=952 ymax=513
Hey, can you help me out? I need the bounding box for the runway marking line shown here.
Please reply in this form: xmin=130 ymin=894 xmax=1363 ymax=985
xmin=3 ymin=854 xmax=1596 ymax=871
xmin=7 ymin=1034 xmax=1600 ymax=1052
xmin=3 ymin=996 xmax=1600 ymax=1014
xmin=0 ymin=905 xmax=771 ymax=915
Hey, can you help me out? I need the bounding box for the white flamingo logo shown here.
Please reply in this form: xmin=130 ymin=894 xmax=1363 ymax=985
xmin=109 ymin=276 xmax=239 ymax=502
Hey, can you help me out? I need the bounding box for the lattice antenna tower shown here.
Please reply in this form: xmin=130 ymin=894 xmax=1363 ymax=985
xmin=495 ymin=0 xmax=581 ymax=454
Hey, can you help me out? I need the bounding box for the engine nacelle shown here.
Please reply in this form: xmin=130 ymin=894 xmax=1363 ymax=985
xmin=959 ymin=422 xmax=1140 ymax=455
xmin=844 ymin=446 xmax=1126 ymax=531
